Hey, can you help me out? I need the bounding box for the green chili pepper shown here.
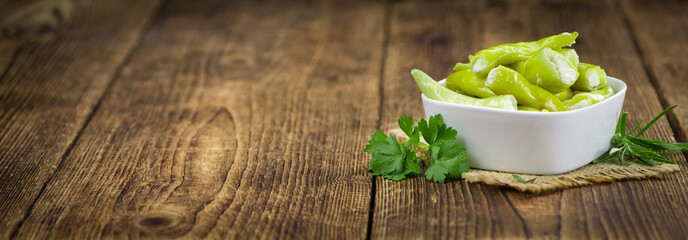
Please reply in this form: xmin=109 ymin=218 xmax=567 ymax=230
xmin=507 ymin=60 xmax=526 ymax=73
xmin=563 ymin=85 xmax=615 ymax=109
xmin=572 ymin=63 xmax=608 ymax=91
xmin=519 ymin=48 xmax=578 ymax=94
xmin=517 ymin=106 xmax=541 ymax=112
xmin=446 ymin=70 xmax=496 ymax=98
xmin=470 ymin=32 xmax=578 ymax=76
xmin=556 ymin=48 xmax=579 ymax=67
xmin=485 ymin=66 xmax=569 ymax=112
xmin=453 ymin=62 xmax=471 ymax=72
xmin=554 ymin=87 xmax=573 ymax=101
xmin=411 ymin=69 xmax=517 ymax=110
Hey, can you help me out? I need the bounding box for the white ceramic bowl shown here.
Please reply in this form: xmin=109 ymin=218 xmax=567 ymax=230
xmin=422 ymin=77 xmax=627 ymax=174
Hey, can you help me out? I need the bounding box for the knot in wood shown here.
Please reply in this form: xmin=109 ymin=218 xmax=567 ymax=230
xmin=133 ymin=211 xmax=184 ymax=231
xmin=138 ymin=216 xmax=172 ymax=228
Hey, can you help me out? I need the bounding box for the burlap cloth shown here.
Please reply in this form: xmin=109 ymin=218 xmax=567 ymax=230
xmin=387 ymin=128 xmax=680 ymax=193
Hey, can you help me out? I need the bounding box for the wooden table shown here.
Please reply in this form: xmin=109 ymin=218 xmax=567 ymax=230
xmin=1 ymin=0 xmax=687 ymax=239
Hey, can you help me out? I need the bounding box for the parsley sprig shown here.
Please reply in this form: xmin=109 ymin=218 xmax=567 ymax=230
xmin=364 ymin=114 xmax=469 ymax=183
xmin=593 ymin=105 xmax=688 ymax=166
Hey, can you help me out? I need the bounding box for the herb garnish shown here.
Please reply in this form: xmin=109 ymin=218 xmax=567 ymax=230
xmin=593 ymin=105 xmax=688 ymax=166
xmin=512 ymin=174 xmax=536 ymax=183
xmin=367 ymin=106 xmax=686 ymax=183
xmin=364 ymin=114 xmax=469 ymax=183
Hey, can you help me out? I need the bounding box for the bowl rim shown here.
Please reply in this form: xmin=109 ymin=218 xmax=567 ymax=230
xmin=421 ymin=76 xmax=627 ymax=116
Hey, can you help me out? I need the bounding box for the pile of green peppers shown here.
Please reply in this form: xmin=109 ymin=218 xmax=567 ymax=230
xmin=412 ymin=32 xmax=615 ymax=112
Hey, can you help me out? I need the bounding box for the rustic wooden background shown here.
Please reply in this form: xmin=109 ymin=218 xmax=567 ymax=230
xmin=1 ymin=0 xmax=687 ymax=239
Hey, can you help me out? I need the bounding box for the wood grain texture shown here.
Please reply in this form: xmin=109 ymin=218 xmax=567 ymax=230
xmin=0 ymin=0 xmax=161 ymax=238
xmin=3 ymin=0 xmax=688 ymax=239
xmin=622 ymin=0 xmax=688 ymax=140
xmin=373 ymin=0 xmax=688 ymax=239
xmin=11 ymin=0 xmax=383 ymax=239
xmin=0 ymin=41 xmax=19 ymax=78
xmin=0 ymin=0 xmax=75 ymax=42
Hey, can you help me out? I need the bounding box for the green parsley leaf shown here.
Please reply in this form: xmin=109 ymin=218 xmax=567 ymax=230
xmin=382 ymin=143 xmax=421 ymax=181
xmin=365 ymin=130 xmax=405 ymax=174
xmin=364 ymin=130 xmax=421 ymax=180
xmin=364 ymin=114 xmax=470 ymax=183
xmin=418 ymin=114 xmax=457 ymax=145
xmin=398 ymin=115 xmax=420 ymax=148
xmin=425 ymin=140 xmax=469 ymax=183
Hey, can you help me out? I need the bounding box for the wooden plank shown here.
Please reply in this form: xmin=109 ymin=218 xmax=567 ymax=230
xmin=11 ymin=0 xmax=384 ymax=238
xmin=0 ymin=41 xmax=18 ymax=80
xmin=1 ymin=0 xmax=77 ymax=88
xmin=373 ymin=0 xmax=688 ymax=239
xmin=622 ymin=0 xmax=688 ymax=140
xmin=0 ymin=0 xmax=161 ymax=238
xmin=0 ymin=0 xmax=75 ymax=42
xmin=374 ymin=2 xmax=527 ymax=239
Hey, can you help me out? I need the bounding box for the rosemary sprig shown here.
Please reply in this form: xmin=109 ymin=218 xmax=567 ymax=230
xmin=593 ymin=105 xmax=688 ymax=166
xmin=512 ymin=174 xmax=536 ymax=183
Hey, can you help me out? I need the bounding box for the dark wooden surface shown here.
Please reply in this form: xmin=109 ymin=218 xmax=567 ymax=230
xmin=1 ymin=0 xmax=687 ymax=239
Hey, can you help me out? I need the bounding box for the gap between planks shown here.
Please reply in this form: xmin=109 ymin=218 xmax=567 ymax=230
xmin=366 ymin=1 xmax=393 ymax=239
